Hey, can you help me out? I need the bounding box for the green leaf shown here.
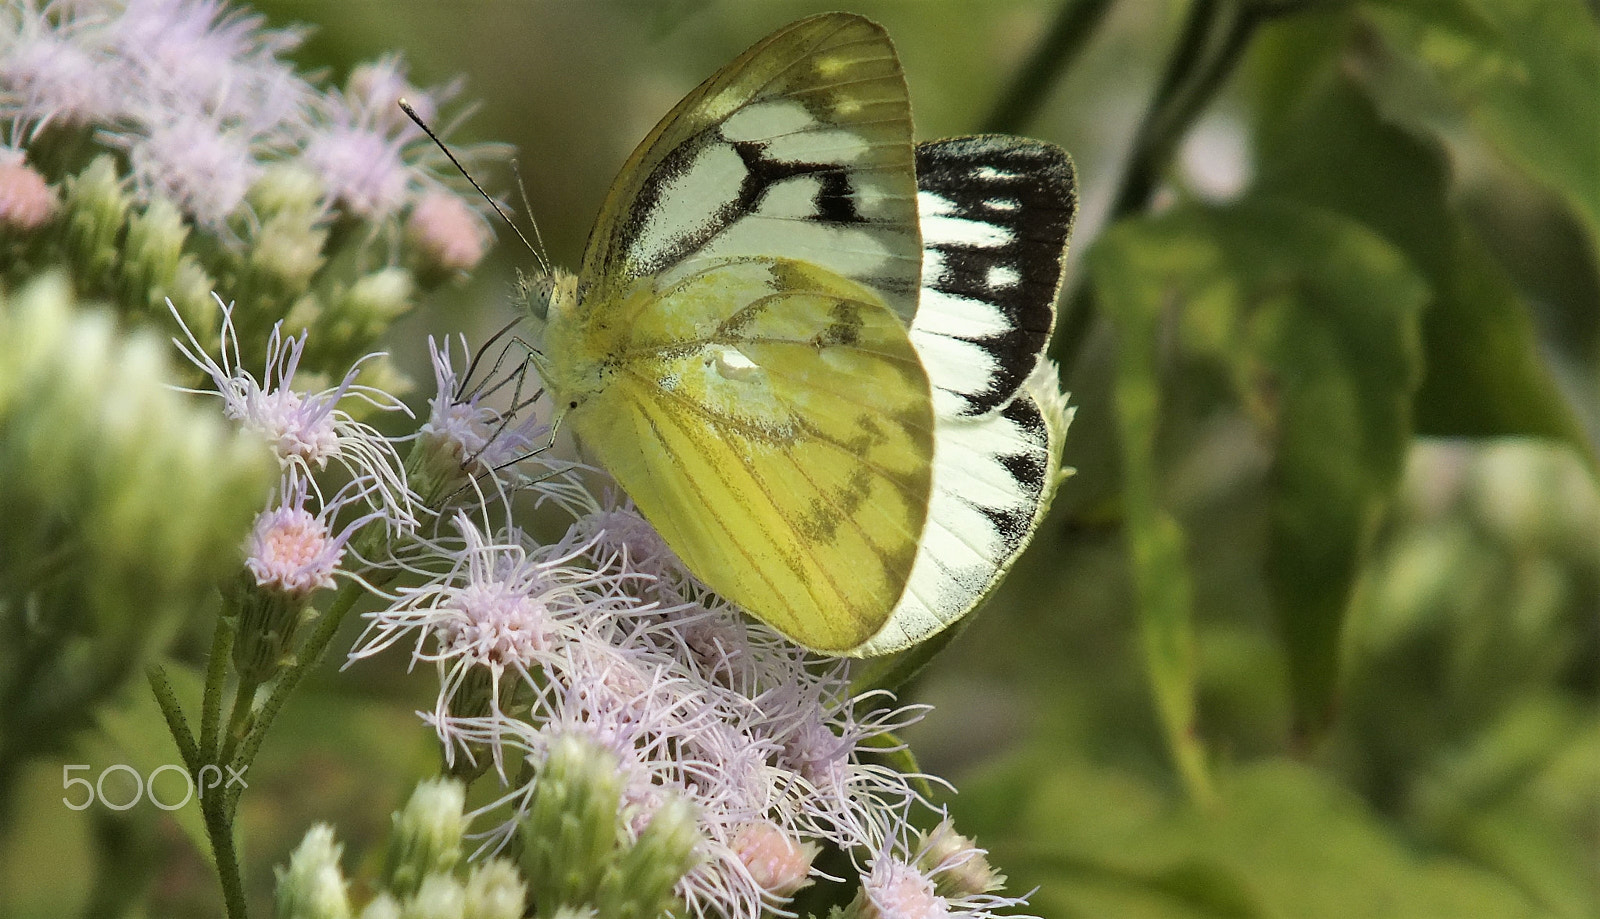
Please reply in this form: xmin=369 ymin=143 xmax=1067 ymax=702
xmin=1367 ymin=0 xmax=1600 ymax=256
xmin=1092 ymin=201 xmax=1428 ymax=741
xmin=957 ymin=754 xmax=1558 ymax=919
xmin=1092 ymin=224 xmax=1214 ymax=804
xmin=1250 ymin=22 xmax=1592 ymax=458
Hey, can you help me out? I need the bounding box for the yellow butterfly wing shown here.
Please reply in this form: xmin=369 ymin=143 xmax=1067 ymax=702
xmin=540 ymin=13 xmax=933 ymax=652
xmin=563 ymin=260 xmax=932 ymax=652
xmin=575 ymin=12 xmax=923 ymax=325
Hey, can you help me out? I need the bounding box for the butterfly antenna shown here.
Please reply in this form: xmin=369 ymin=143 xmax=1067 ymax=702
xmin=510 ymin=159 xmax=553 ymax=274
xmin=398 ymin=98 xmax=549 ymax=275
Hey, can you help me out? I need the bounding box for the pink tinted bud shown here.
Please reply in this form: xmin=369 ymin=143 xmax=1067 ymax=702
xmin=407 ymin=191 xmax=489 ymax=272
xmin=0 ymin=158 xmax=58 ymax=230
xmin=732 ymin=823 xmax=817 ymax=898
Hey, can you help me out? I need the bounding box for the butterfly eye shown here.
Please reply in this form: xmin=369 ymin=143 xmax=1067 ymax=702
xmin=520 ymin=273 xmax=557 ymax=322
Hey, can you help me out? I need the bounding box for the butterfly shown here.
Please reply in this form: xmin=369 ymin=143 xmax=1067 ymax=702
xmin=530 ymin=13 xmax=1076 ymax=656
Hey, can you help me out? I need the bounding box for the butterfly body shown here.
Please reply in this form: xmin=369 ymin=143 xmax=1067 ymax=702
xmin=534 ymin=14 xmax=1075 ymax=656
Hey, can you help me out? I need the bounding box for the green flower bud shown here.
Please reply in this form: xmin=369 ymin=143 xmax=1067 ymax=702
xmin=594 ymin=795 xmax=701 ymax=919
xmin=0 ymin=274 xmax=273 ymax=760
xmin=60 ymin=155 xmax=131 ymax=291
xmin=229 ymin=568 xmax=315 ymax=683
xmin=462 ymin=859 xmax=527 ymax=919
xmin=384 ymin=777 xmax=469 ymax=899
xmin=343 ymin=266 xmax=414 ymax=330
xmin=400 ymin=875 xmax=465 ymax=919
xmin=165 ymin=254 xmax=221 ymax=347
xmin=244 ymin=208 xmax=329 ymax=307
xmin=250 ymin=163 xmax=327 ymax=220
xmin=276 ymin=825 xmax=353 ymax=919
xmin=520 ymin=734 xmax=625 ymax=916
xmin=358 ymin=893 xmax=403 ymax=919
xmin=119 ymin=196 xmax=189 ymax=314
xmin=914 ymin=821 xmax=1004 ymax=898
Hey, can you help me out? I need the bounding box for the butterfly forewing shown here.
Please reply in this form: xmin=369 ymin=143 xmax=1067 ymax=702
xmin=911 ymin=137 xmax=1077 ymax=417
xmin=567 ymin=258 xmax=933 ymax=653
xmin=579 ymin=13 xmax=923 ymax=325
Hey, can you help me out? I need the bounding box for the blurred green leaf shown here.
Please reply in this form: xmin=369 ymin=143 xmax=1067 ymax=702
xmin=958 ymin=754 xmax=1557 ymax=918
xmin=1250 ymin=22 xmax=1592 ymax=460
xmin=1093 ymin=223 xmax=1213 ymax=804
xmin=1094 ymin=201 xmax=1427 ymax=740
xmin=1366 ymin=0 xmax=1600 ymax=257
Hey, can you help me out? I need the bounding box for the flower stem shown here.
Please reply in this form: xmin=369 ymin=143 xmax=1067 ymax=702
xmin=145 ymin=664 xmax=199 ymax=772
xmin=200 ymin=612 xmax=235 ymax=760
xmin=225 ymin=578 xmax=366 ymax=815
xmin=201 ymin=783 xmax=250 ymax=919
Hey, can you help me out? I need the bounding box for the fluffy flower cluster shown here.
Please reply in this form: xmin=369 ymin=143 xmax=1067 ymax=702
xmin=0 ymin=0 xmax=483 ymax=234
xmin=180 ymin=298 xmax=1031 ymax=919
xmin=0 ymin=0 xmax=495 ymax=390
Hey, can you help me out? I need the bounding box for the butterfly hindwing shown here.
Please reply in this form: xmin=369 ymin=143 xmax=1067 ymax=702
xmin=856 ymin=364 xmax=1071 ymax=655
xmin=566 ymin=258 xmax=933 ymax=654
xmin=579 ymin=13 xmax=923 ymax=325
xmin=852 ymin=137 xmax=1078 ymax=655
xmin=911 ymin=137 xmax=1077 ymax=417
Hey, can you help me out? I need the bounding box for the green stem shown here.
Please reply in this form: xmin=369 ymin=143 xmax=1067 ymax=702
xmin=1054 ymin=0 xmax=1271 ymax=378
xmin=201 ymin=786 xmax=249 ymax=919
xmin=983 ymin=0 xmax=1118 ymax=134
xmin=200 ymin=611 xmax=235 ymax=761
xmin=145 ymin=664 xmax=199 ymax=773
xmin=217 ymin=676 xmax=260 ymax=769
xmin=225 ymin=579 xmax=366 ymax=816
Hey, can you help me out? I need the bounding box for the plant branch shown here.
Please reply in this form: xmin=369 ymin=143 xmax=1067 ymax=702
xmin=1053 ymin=0 xmax=1273 ymax=378
xmin=145 ymin=664 xmax=199 ymax=773
xmin=984 ymin=0 xmax=1118 ymax=134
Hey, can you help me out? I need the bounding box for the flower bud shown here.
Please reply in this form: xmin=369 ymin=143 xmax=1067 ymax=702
xmin=407 ymin=191 xmax=489 ymax=278
xmin=357 ymin=894 xmax=402 ymax=919
xmin=61 ymin=155 xmax=131 ymax=288
xmin=594 ymin=794 xmax=701 ymax=919
xmin=732 ymin=822 xmax=817 ymax=899
xmin=400 ymin=875 xmax=465 ymax=919
xmin=276 ymin=825 xmax=353 ymax=919
xmin=462 ymin=859 xmax=527 ymax=919
xmin=119 ymin=196 xmax=189 ymax=313
xmin=915 ymin=820 xmax=1004 ymax=898
xmin=520 ymin=734 xmax=625 ymax=916
xmin=0 ymin=154 xmax=57 ymax=232
xmin=250 ymin=163 xmax=327 ymax=220
xmin=384 ymin=778 xmax=468 ymax=899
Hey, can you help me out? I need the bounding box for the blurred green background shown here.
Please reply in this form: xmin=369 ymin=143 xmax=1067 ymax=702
xmin=3 ymin=1 xmax=1596 ymax=916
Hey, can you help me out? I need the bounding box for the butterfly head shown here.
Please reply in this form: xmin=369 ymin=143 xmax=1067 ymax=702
xmin=517 ymin=267 xmax=577 ymax=323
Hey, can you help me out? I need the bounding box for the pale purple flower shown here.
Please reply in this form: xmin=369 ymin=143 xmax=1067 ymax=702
xmin=349 ymin=514 xmax=656 ymax=746
xmin=0 ymin=0 xmax=121 ymax=131
xmin=415 ymin=333 xmax=549 ymax=509
xmin=108 ymin=0 xmax=307 ymax=132
xmin=246 ymin=470 xmax=383 ymax=598
xmin=860 ymin=828 xmax=1034 ymax=919
xmin=122 ymin=107 xmax=260 ymax=228
xmin=303 ymin=56 xmax=456 ymax=221
xmin=170 ymin=295 xmax=417 ymax=531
